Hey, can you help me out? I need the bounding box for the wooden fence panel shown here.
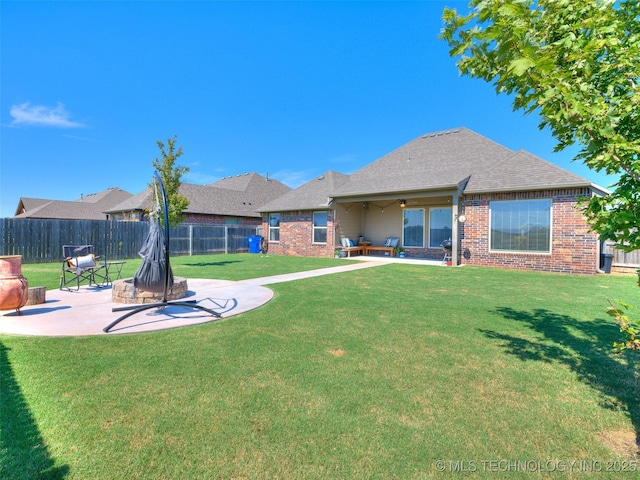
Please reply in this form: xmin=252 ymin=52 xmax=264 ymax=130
xmin=613 ymin=249 xmax=640 ymax=268
xmin=1 ymin=219 xmax=259 ymax=263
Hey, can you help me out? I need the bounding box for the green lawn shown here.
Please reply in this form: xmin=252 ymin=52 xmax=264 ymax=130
xmin=2 ymin=255 xmax=639 ymax=479
xmin=21 ymin=253 xmax=359 ymax=290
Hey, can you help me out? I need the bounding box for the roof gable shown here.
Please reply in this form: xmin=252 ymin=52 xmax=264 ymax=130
xmin=106 ymin=172 xmax=292 ymax=218
xmin=14 ymin=187 xmax=133 ymax=220
xmin=259 ymin=127 xmax=602 ymax=212
xmin=14 ymin=198 xmax=52 ymax=216
xmin=258 ymin=171 xmax=350 ymax=212
xmin=464 ymin=150 xmax=593 ymax=193
xmin=333 ymin=128 xmax=514 ymax=197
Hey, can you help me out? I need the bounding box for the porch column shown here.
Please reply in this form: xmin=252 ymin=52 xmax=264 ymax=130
xmin=452 ymin=195 xmax=459 ymax=266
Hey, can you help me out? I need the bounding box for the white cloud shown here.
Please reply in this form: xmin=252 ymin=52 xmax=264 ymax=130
xmin=10 ymin=102 xmax=85 ymax=128
xmin=270 ymin=169 xmax=316 ymax=188
xmin=183 ymin=171 xmax=219 ymax=185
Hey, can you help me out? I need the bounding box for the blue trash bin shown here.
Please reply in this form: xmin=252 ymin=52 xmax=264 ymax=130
xmin=248 ymin=235 xmax=262 ymax=254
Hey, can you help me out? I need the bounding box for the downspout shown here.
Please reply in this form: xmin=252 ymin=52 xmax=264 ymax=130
xmin=595 ymin=239 xmax=607 ymax=274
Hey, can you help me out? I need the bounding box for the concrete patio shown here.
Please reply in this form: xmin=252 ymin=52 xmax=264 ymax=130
xmin=1 ymin=259 xmax=441 ymax=337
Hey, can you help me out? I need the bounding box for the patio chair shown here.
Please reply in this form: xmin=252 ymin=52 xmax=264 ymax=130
xmin=339 ymin=237 xmax=365 ymax=257
xmin=60 ymin=245 xmax=107 ymax=291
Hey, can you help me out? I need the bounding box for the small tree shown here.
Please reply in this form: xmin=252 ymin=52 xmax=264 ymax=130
xmin=440 ymin=0 xmax=640 ymax=352
xmin=151 ymin=135 xmax=189 ymax=228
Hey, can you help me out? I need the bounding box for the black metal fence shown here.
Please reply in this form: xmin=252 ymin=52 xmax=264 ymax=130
xmin=0 ymin=218 xmax=261 ymax=264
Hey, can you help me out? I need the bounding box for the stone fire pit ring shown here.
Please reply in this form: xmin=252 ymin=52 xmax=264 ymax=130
xmin=112 ymin=277 xmax=189 ymax=304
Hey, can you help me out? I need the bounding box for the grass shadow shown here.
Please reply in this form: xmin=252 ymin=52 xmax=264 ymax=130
xmin=180 ymin=260 xmax=242 ymax=267
xmin=0 ymin=340 xmax=69 ymax=479
xmin=482 ymin=307 xmax=639 ymax=457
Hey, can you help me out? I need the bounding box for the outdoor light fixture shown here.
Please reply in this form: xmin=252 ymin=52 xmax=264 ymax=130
xmin=400 ymin=199 xmax=406 ymax=208
xmin=457 ymin=213 xmax=466 ymax=223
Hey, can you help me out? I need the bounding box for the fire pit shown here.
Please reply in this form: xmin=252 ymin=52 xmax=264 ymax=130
xmin=112 ymin=277 xmax=189 ymax=304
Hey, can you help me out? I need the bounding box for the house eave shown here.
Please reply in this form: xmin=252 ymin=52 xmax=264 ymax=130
xmin=463 ymin=182 xmax=607 ymax=196
xmin=257 ymin=203 xmax=332 ymax=214
xmin=332 ymin=184 xmax=461 ymax=203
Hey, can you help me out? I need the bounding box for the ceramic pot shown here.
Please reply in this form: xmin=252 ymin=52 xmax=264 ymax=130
xmin=0 ymin=255 xmax=29 ymax=315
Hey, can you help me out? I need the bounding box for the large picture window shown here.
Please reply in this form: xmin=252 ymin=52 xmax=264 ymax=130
xmin=429 ymin=207 xmax=452 ymax=248
xmin=313 ymin=211 xmax=328 ymax=243
xmin=490 ymin=199 xmax=551 ymax=252
xmin=268 ymin=213 xmax=280 ymax=242
xmin=403 ymin=208 xmax=424 ymax=248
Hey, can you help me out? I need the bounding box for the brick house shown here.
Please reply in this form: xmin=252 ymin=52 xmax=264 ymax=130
xmin=105 ymin=172 xmax=290 ymax=226
xmin=257 ymin=128 xmax=608 ymax=274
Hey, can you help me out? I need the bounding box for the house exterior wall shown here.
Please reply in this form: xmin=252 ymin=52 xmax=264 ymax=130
xmin=262 ymin=188 xmax=599 ymax=275
xmin=360 ymin=205 xmax=403 ymax=245
xmin=262 ymin=211 xmax=337 ymax=257
xmin=334 ymin=206 xmax=363 ymax=246
xmin=460 ymin=188 xmax=599 ymax=274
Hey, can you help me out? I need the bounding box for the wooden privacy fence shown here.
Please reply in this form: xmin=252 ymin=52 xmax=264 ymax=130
xmin=602 ymin=240 xmax=640 ymax=269
xmin=0 ymin=218 xmax=261 ymax=264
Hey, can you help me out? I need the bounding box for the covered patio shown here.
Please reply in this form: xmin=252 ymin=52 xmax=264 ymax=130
xmin=333 ymin=189 xmax=464 ymax=266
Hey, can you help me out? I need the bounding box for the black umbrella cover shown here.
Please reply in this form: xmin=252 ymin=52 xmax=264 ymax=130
xmin=133 ymin=216 xmax=174 ymax=294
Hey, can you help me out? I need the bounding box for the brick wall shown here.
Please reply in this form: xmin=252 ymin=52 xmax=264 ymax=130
xmin=262 ymin=188 xmax=599 ymax=274
xmin=262 ymin=211 xmax=336 ymax=257
xmin=460 ymin=189 xmax=599 ymax=274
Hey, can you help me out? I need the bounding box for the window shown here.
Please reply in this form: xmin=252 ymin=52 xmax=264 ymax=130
xmin=403 ymin=208 xmax=424 ymax=247
xmin=429 ymin=207 xmax=452 ymax=248
xmin=490 ymin=199 xmax=551 ymax=252
xmin=224 ymin=217 xmax=239 ymax=225
xmin=268 ymin=213 xmax=280 ymax=242
xmin=313 ymin=211 xmax=328 ymax=243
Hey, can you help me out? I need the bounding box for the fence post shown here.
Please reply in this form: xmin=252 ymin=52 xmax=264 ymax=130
xmin=189 ymin=224 xmax=193 ymax=256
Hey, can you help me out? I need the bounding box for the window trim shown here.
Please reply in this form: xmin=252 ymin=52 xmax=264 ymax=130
xmin=312 ymin=210 xmax=328 ymax=244
xmin=402 ymin=207 xmax=425 ymax=248
xmin=428 ymin=206 xmax=453 ymax=249
xmin=268 ymin=213 xmax=280 ymax=242
xmin=489 ymin=198 xmax=552 ymax=254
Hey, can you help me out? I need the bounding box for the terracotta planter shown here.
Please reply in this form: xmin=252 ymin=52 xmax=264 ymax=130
xmin=0 ymin=255 xmax=29 ymax=315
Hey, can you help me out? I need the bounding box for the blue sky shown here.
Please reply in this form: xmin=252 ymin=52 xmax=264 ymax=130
xmin=0 ymin=0 xmax=617 ymax=218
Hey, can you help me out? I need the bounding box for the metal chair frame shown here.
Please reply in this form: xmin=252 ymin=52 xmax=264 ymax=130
xmin=60 ymin=245 xmax=108 ymax=291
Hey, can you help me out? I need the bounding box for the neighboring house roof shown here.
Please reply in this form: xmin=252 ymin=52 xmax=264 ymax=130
xmin=258 ymin=127 xmax=606 ymax=212
xmin=259 ymin=171 xmax=350 ymax=212
xmin=102 ymin=188 xmax=152 ymax=213
xmin=15 ymin=198 xmax=51 ymax=213
xmin=105 ymin=172 xmax=291 ymax=218
xmin=14 ymin=187 xmax=133 ymax=220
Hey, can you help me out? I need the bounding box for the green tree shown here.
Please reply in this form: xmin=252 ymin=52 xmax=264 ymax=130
xmin=151 ymin=135 xmax=189 ymax=227
xmin=440 ymin=0 xmax=640 ymax=351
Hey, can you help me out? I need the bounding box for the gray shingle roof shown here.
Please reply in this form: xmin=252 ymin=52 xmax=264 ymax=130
xmin=332 ymin=128 xmax=514 ymax=197
xmin=464 ymin=149 xmax=595 ymax=193
xmin=258 ymin=171 xmax=350 ymax=212
xmin=260 ymin=128 xmax=603 ymax=212
xmin=105 ymin=172 xmax=291 ymax=218
xmin=14 ymin=188 xmax=133 ymax=220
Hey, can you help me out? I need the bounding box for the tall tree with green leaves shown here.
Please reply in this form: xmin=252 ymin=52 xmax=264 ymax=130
xmin=151 ymin=135 xmax=189 ymax=228
xmin=440 ymin=0 xmax=640 ymax=351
